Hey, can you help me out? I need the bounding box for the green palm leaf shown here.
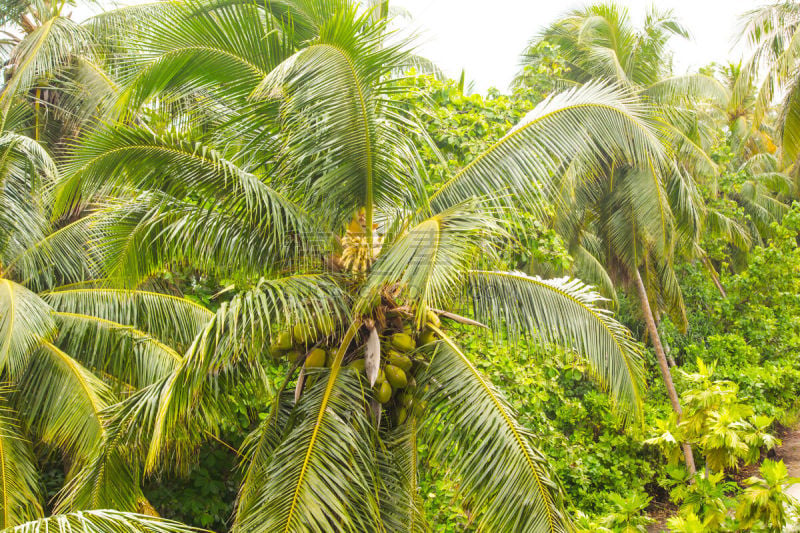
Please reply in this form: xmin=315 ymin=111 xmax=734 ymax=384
xmin=42 ymin=287 xmax=213 ymax=348
xmin=430 ymin=81 xmax=666 ymax=214
xmin=253 ymin=8 xmax=419 ymax=233
xmin=17 ymin=341 xmax=112 ymax=459
xmin=0 ymin=388 xmax=42 ymax=528
xmin=421 ymin=332 xmax=570 ymax=533
xmin=53 ymin=311 xmax=182 ymax=388
xmin=2 ymin=510 xmax=202 ymax=533
xmin=0 ymin=279 xmax=55 ymax=377
xmin=53 ymin=444 xmax=143 ymax=514
xmin=467 ymin=270 xmax=645 ymax=416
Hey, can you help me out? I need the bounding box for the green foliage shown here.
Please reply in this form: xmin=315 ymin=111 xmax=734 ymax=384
xmin=663 ymin=203 xmax=800 ymax=421
xmin=574 ymin=492 xmax=654 ymax=533
xmin=736 ymin=459 xmax=800 ymax=532
xmin=646 ymin=359 xmax=779 ymax=473
xmin=664 ymin=468 xmax=738 ymax=531
xmin=418 ymin=331 xmax=660 ymax=523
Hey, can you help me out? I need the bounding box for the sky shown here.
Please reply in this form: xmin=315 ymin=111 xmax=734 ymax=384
xmin=76 ymin=0 xmax=762 ymax=93
xmin=392 ymin=0 xmax=760 ymax=92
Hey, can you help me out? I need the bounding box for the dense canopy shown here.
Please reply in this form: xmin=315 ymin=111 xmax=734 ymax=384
xmin=1 ymin=1 xmax=800 ymax=532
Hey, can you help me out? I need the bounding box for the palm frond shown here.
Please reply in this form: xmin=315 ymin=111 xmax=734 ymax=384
xmin=642 ymin=74 xmax=729 ymax=106
xmin=16 ymin=341 xmax=112 ymax=459
xmin=53 ymin=444 xmax=142 ymax=514
xmin=6 ymin=213 xmax=103 ymax=292
xmin=2 ymin=510 xmax=202 ymax=533
xmin=0 ymin=279 xmax=55 ymax=378
xmin=109 ymin=0 xmax=286 ymax=110
xmin=252 ymin=8 xmax=420 ymax=232
xmin=376 ymin=422 xmax=426 ymax=533
xmin=467 ymin=270 xmax=645 ymax=417
xmin=0 ymin=387 xmax=42 ymax=528
xmin=421 ymin=333 xmax=570 ymax=533
xmin=572 ymin=244 xmax=618 ymax=304
xmin=90 ymin=193 xmax=315 ymax=284
xmin=53 ymin=311 xmax=181 ymax=388
xmin=429 ymin=81 xmax=666 ymax=215
xmin=108 ymin=275 xmax=348 ymax=474
xmin=42 ymin=287 xmax=213 ymax=348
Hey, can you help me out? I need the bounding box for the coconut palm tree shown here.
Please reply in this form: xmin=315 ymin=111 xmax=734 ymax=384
xmin=0 ymin=14 xmax=224 ymax=524
xmin=51 ymin=0 xmax=682 ymax=530
xmin=738 ymin=1 xmax=800 ymax=171
xmin=517 ymin=2 xmax=738 ymax=475
xmin=703 ymin=63 xmax=794 ymax=244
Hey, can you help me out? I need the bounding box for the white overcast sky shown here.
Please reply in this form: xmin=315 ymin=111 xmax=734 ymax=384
xmin=392 ymin=0 xmax=759 ymax=92
xmin=79 ymin=0 xmax=762 ymax=93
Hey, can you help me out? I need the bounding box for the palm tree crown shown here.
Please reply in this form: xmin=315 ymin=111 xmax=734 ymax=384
xmin=42 ymin=0 xmax=678 ymax=530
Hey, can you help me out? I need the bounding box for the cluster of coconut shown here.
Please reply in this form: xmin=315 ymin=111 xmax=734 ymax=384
xmin=348 ymin=325 xmax=434 ymax=424
xmin=269 ymin=303 xmax=439 ymax=425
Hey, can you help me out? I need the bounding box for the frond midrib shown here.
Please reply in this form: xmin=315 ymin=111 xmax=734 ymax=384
xmin=431 ymin=326 xmax=559 ymax=533
xmin=468 ymin=270 xmax=644 ymax=409
xmin=429 ymin=100 xmax=660 ymax=207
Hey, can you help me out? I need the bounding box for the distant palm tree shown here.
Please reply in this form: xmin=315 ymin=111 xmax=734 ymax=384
xmin=706 ymin=62 xmax=795 ymax=242
xmin=739 ymin=1 xmax=800 ymax=170
xmin=518 ymin=2 xmax=736 ymax=475
xmin=53 ymin=0 xmax=676 ymax=530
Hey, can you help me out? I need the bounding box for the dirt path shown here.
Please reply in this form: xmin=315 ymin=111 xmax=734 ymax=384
xmin=777 ymin=426 xmax=800 ymax=500
xmin=647 ymin=426 xmax=800 ymax=532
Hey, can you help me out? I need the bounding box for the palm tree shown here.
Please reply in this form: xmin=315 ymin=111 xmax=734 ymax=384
xmin=0 ymin=121 xmax=220 ymax=523
xmin=53 ymin=0 xmax=678 ymax=530
xmin=738 ymin=1 xmax=800 ymax=172
xmin=0 ymin=7 xmax=222 ymax=525
xmin=517 ymin=2 xmax=737 ymax=475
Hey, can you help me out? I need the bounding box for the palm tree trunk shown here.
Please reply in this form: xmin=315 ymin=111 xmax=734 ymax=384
xmin=633 ymin=268 xmax=696 ymax=475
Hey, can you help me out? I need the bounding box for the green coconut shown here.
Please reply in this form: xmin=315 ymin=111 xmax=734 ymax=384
xmin=305 ymin=347 xmax=327 ymax=368
xmin=275 ymin=331 xmax=293 ymax=350
xmin=384 ymin=364 xmax=408 ymax=389
xmin=396 ymin=407 xmax=408 ymax=424
xmin=387 ymin=351 xmax=413 ymax=372
xmin=391 ymin=333 xmax=416 ymax=353
xmin=293 ymin=324 xmax=310 ymax=345
xmin=348 ymin=358 xmax=366 ymax=372
xmin=375 ymin=381 xmax=392 ymax=403
xmin=418 ymin=329 xmax=436 ymax=346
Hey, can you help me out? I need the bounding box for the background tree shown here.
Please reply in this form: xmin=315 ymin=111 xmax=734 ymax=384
xmin=517 ymin=2 xmax=736 ymax=475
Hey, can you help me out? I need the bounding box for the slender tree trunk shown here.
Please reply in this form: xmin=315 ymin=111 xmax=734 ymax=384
xmin=653 ymin=310 xmax=676 ymax=367
xmin=633 ymin=268 xmax=696 ymax=475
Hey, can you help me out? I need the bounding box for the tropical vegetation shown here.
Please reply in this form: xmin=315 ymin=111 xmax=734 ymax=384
xmin=2 ymin=0 xmax=800 ymax=532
